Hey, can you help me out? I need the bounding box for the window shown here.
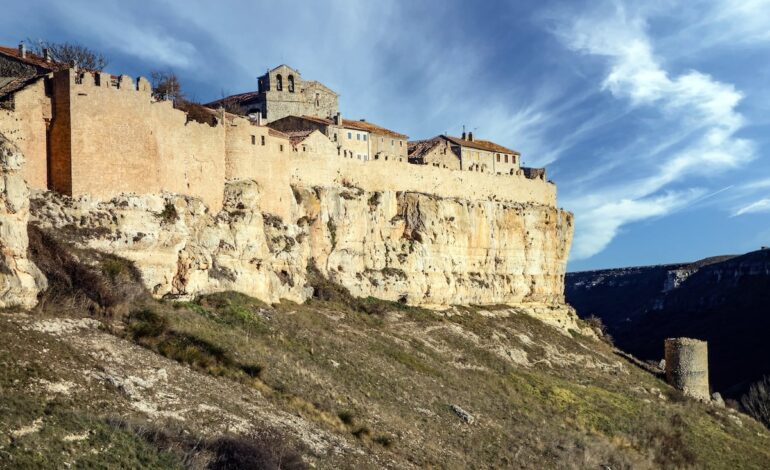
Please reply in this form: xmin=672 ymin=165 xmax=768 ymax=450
xmin=251 ymin=135 xmax=256 ymax=145
xmin=399 ymin=141 xmax=402 ymax=147
xmin=347 ymin=132 xmax=352 ymax=139
xmin=337 ymin=148 xmax=341 ymax=155
xmin=280 ymin=144 xmax=284 ymax=152
xmin=261 ymin=135 xmax=265 ymax=146
xmin=391 ymin=139 xmax=394 ymax=147
xmin=315 ymin=92 xmax=319 ymax=106
xmin=333 ymin=133 xmax=337 ymax=141
xmin=288 ymin=75 xmax=295 ymax=92
xmin=357 ymin=133 xmax=361 ymax=141
xmin=380 ymin=137 xmax=384 ymax=143
xmin=363 ymin=134 xmax=367 ymax=141
xmin=276 ymin=74 xmax=283 ymax=91
xmin=302 ymin=145 xmax=306 ymax=152
xmin=496 ymin=154 xmax=500 ymax=162
xmin=504 ymin=155 xmax=509 ymax=163
xmin=357 ymin=155 xmax=362 ymax=160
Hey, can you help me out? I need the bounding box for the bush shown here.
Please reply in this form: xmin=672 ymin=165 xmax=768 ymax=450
xmin=209 ymin=432 xmax=307 ymax=470
xmin=741 ymin=376 xmax=770 ymax=428
xmin=584 ymin=315 xmax=613 ymax=344
xmin=28 ymin=224 xmax=148 ymax=316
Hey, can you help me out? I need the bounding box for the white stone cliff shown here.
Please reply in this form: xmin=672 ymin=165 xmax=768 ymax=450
xmin=29 ymin=178 xmax=573 ymax=307
xmin=0 ymin=135 xmax=46 ymax=308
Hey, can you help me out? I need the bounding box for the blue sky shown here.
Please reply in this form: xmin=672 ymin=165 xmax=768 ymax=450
xmin=2 ymin=0 xmax=769 ymax=271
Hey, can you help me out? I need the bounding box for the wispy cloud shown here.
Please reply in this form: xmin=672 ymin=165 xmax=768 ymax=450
xmin=734 ymin=198 xmax=770 ymax=216
xmin=547 ymin=1 xmax=754 ymax=260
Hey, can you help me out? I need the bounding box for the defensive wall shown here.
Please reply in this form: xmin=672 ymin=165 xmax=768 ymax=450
xmin=1 ymin=70 xmax=557 ymax=215
xmin=0 ymin=78 xmax=50 ymax=189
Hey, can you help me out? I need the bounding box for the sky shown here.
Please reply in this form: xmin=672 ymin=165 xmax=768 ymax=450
xmin=2 ymin=0 xmax=769 ymax=271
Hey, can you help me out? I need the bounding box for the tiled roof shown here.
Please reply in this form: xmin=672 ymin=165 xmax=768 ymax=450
xmin=408 ymin=137 xmax=442 ymax=159
xmin=443 ymin=135 xmax=519 ymax=155
xmin=0 ymin=45 xmax=63 ymax=71
xmin=205 ymin=91 xmax=260 ymax=108
xmin=299 ymin=115 xmax=334 ymax=125
xmin=341 ymin=119 xmax=407 ymax=139
xmin=267 ymin=128 xmax=290 ymax=139
xmin=283 ymin=129 xmax=314 ymax=145
xmin=0 ymin=75 xmax=43 ymax=98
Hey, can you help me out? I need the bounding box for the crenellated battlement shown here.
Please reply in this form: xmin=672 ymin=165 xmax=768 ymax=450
xmin=65 ymin=68 xmax=152 ymax=94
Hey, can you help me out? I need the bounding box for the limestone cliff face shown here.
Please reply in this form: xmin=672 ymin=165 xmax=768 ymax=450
xmin=301 ymin=186 xmax=572 ymax=306
xmin=0 ymin=134 xmax=46 ymax=308
xmin=30 ymin=180 xmax=572 ymax=307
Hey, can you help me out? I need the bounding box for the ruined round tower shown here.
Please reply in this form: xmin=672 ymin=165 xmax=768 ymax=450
xmin=664 ymin=338 xmax=709 ymax=400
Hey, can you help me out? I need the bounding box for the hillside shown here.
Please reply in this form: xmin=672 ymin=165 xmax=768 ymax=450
xmin=1 ymin=229 xmax=769 ymax=468
xmin=566 ymin=250 xmax=770 ymax=397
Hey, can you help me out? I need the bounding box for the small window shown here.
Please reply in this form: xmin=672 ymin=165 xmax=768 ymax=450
xmin=348 ymin=132 xmax=352 ymax=139
xmin=357 ymin=134 xmax=361 ymax=141
xmin=261 ymin=135 xmax=265 ymax=146
xmin=251 ymin=135 xmax=256 ymax=145
xmin=363 ymin=134 xmax=367 ymax=141
xmin=399 ymin=141 xmax=402 ymax=147
xmin=381 ymin=137 xmax=384 ymax=142
xmin=505 ymin=155 xmax=509 ymax=163
xmin=357 ymin=155 xmax=362 ymax=160
xmin=288 ymin=75 xmax=295 ymax=92
xmin=337 ymin=148 xmax=341 ymax=155
xmin=391 ymin=139 xmax=394 ymax=146
xmin=302 ymin=145 xmax=306 ymax=152
xmin=280 ymin=144 xmax=284 ymax=152
xmin=385 ymin=156 xmax=388 ymax=161
xmin=276 ymin=74 xmax=283 ymax=91
xmin=333 ymin=133 xmax=337 ymax=142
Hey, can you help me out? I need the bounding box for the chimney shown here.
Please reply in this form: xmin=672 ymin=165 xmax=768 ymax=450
xmin=334 ymin=112 xmax=342 ymax=125
xmin=43 ymin=48 xmax=51 ymax=62
xmin=461 ymin=131 xmax=466 ymax=140
xmin=468 ymin=132 xmax=474 ymax=142
xmin=18 ymin=43 xmax=26 ymax=59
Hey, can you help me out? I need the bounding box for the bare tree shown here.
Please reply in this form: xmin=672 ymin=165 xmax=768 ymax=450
xmin=26 ymin=39 xmax=108 ymax=71
xmin=150 ymin=71 xmax=184 ymax=102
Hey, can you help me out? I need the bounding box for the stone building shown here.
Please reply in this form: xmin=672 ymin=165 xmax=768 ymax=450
xmin=0 ymin=44 xmax=62 ymax=90
xmin=267 ymin=114 xmax=408 ymax=163
xmin=206 ymin=64 xmax=338 ymax=124
xmin=408 ymin=133 xmax=524 ymax=176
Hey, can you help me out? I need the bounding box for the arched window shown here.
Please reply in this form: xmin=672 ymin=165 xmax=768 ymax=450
xmin=288 ymin=75 xmax=295 ymax=92
xmin=276 ymin=74 xmax=283 ymax=91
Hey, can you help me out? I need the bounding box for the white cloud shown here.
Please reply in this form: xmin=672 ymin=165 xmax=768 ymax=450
xmin=734 ymin=198 xmax=770 ymax=216
xmin=571 ymin=190 xmax=703 ymax=259
xmin=550 ymin=1 xmax=754 ymax=260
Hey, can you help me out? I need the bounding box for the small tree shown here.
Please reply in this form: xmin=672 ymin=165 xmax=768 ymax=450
xmin=27 ymin=39 xmax=107 ymax=71
xmin=741 ymin=376 xmax=770 ymax=428
xmin=150 ymin=71 xmax=184 ymax=102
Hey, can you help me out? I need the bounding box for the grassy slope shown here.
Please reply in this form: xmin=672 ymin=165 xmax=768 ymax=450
xmin=3 ymin=231 xmax=769 ymax=468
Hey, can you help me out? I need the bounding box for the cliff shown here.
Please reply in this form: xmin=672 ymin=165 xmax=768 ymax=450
xmin=30 ymin=179 xmax=572 ymax=307
xmin=566 ymin=251 xmax=770 ymax=397
xmin=0 ymin=134 xmax=45 ymax=308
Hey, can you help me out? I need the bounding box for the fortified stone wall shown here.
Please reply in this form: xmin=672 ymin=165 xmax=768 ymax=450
xmin=49 ymin=70 xmax=227 ymax=210
xmin=2 ymin=70 xmax=558 ymax=228
xmin=227 ymin=149 xmax=557 ymax=223
xmin=0 ymin=78 xmax=50 ymax=189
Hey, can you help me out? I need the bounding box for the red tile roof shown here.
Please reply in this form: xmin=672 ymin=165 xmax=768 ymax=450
xmin=341 ymin=119 xmax=407 ymax=139
xmin=442 ymin=135 xmax=519 ymax=155
xmin=0 ymin=45 xmax=64 ymax=71
xmin=284 ymin=129 xmax=314 ymax=145
xmin=205 ymin=90 xmax=260 ymax=108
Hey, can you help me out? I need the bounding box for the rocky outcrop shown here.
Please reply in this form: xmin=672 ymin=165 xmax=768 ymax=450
xmin=0 ymin=134 xmax=46 ymax=308
xmin=30 ymin=180 xmax=572 ymax=307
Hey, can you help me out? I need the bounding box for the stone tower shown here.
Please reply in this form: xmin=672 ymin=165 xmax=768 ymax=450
xmin=209 ymin=65 xmax=339 ymax=124
xmin=664 ymin=338 xmax=710 ymax=400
